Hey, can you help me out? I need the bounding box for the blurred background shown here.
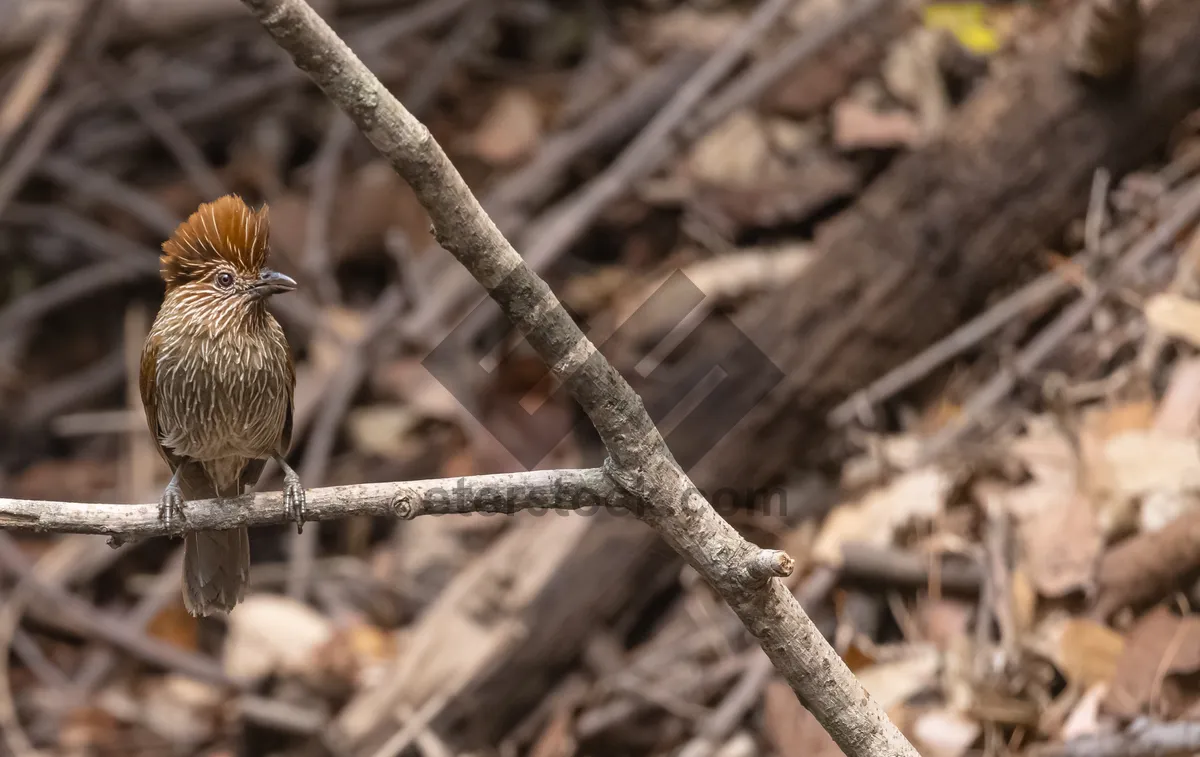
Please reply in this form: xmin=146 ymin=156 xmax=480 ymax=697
xmin=3 ymin=0 xmax=1200 ymax=755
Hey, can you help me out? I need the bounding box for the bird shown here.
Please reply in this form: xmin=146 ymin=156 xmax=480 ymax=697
xmin=139 ymin=194 xmax=305 ymax=617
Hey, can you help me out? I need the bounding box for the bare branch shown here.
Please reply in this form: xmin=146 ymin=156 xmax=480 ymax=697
xmin=0 ymin=468 xmax=628 ymax=538
xmin=228 ymin=0 xmax=921 ymax=754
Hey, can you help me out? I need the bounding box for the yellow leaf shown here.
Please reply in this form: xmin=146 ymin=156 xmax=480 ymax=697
xmin=923 ymin=2 xmax=1002 ymax=56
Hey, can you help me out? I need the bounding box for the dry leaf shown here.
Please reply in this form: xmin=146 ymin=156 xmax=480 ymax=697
xmin=645 ymin=8 xmax=745 ymax=52
xmin=312 ymin=621 xmax=399 ymax=689
xmin=978 ymin=479 xmax=1101 ymax=598
xmin=762 ymin=678 xmax=846 ymax=757
xmin=882 ymin=27 xmax=950 ymax=138
xmin=915 ymin=598 xmax=974 ymax=651
xmin=139 ymin=675 xmax=222 ymax=747
xmin=688 ymin=110 xmax=774 ymax=188
xmin=681 ymin=245 xmax=814 ymax=302
xmin=1010 ymin=416 xmax=1078 ymax=490
xmin=223 ymin=594 xmax=334 ymax=681
xmin=1037 ymin=617 xmax=1124 ymax=688
xmin=1016 ymin=489 xmax=1102 ymax=598
xmin=693 ymin=151 xmax=861 ymax=231
xmin=1145 ymin=293 xmax=1200 ymax=348
xmin=146 ymin=599 xmax=199 ymax=651
xmin=472 ymin=89 xmax=543 ymax=166
xmin=1154 ymin=357 xmax=1200 ymax=436
xmin=1060 ymin=684 xmax=1115 ymax=742
xmin=831 ymin=98 xmax=923 ymax=150
xmin=911 ymin=707 xmax=980 ymax=757
xmin=1100 ymin=430 xmax=1200 ymax=500
xmin=813 ymin=468 xmax=950 ymax=566
xmin=855 ymin=644 xmax=941 ymax=711
xmin=346 ymin=404 xmax=428 ymax=461
xmin=1105 ymin=606 xmax=1200 ymax=719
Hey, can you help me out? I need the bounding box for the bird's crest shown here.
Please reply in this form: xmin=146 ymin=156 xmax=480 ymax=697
xmin=161 ymin=195 xmax=269 ymax=287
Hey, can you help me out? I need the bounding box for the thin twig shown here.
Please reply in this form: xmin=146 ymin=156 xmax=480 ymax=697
xmin=303 ymin=113 xmax=354 ymax=304
xmin=828 ymin=267 xmax=1075 ymax=426
xmin=919 ymin=177 xmax=1200 ymax=462
xmin=107 ymin=69 xmax=229 ymax=201
xmin=1031 ymin=721 xmax=1200 ymax=757
xmin=0 ymin=0 xmax=89 ymax=157
xmin=0 ymin=88 xmax=93 ymax=217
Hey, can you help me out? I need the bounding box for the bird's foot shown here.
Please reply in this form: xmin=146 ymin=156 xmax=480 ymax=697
xmin=284 ymin=472 xmax=306 ymax=535
xmin=158 ymin=481 xmax=186 ymax=534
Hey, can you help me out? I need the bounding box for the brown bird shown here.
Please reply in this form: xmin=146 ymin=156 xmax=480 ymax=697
xmin=139 ymin=195 xmax=305 ymax=617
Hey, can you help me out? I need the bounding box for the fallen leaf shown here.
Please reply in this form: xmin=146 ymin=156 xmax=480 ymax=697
xmin=694 ymin=151 xmax=861 ymax=231
xmin=1010 ymin=415 xmax=1078 ymax=489
xmin=915 ymin=597 xmax=974 ymax=652
xmin=1036 ymin=617 xmax=1125 ymax=688
xmin=1154 ymin=357 xmax=1200 ymax=436
xmin=146 ymin=599 xmax=199 ymax=651
xmin=312 ymin=621 xmax=399 ymax=689
xmin=922 ymin=2 xmax=1008 ymax=56
xmin=813 ymin=468 xmax=951 ymax=566
xmin=978 ymin=479 xmax=1101 ymax=598
xmin=911 ymin=707 xmax=980 ymax=757
xmin=768 ymin=4 xmax=903 ymax=118
xmin=681 ymin=245 xmax=815 ymax=302
xmin=644 ymin=8 xmax=745 ymax=53
xmin=346 ymin=404 xmax=427 ymax=460
xmin=831 ymin=98 xmax=923 ymax=150
xmin=1145 ymin=293 xmax=1200 ymax=349
xmin=1060 ymin=684 xmax=1115 ymax=742
xmin=472 ymin=88 xmax=543 ymax=166
xmin=855 ymin=644 xmax=941 ymax=711
xmin=1100 ymin=430 xmax=1200 ymax=501
xmin=687 ymin=110 xmax=775 ymax=188
xmin=762 ymin=678 xmax=846 ymax=757
xmin=223 ymin=595 xmax=334 ymax=682
xmin=1016 ymin=489 xmax=1102 ymax=598
xmin=1104 ymin=606 xmax=1200 ymax=719
xmin=139 ymin=675 xmax=221 ymax=747
xmin=882 ymin=28 xmax=950 ymax=139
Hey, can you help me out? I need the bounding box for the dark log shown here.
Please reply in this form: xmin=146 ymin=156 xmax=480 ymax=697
xmin=624 ymin=0 xmax=1200 ymax=493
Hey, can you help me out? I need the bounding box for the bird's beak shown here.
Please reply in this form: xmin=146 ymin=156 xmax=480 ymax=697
xmin=252 ymin=270 xmax=297 ymax=298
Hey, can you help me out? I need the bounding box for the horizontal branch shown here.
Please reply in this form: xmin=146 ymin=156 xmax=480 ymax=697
xmin=0 ymin=468 xmax=792 ymax=575
xmin=0 ymin=468 xmax=625 ymax=537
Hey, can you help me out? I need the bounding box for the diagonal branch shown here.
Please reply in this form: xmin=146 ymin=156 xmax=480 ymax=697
xmin=239 ymin=0 xmax=917 ymax=754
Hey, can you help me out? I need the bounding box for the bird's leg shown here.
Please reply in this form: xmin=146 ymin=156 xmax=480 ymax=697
xmin=273 ymin=455 xmax=307 ymax=534
xmin=159 ymin=465 xmax=186 ymax=533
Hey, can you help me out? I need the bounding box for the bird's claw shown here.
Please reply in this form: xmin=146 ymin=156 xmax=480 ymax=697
xmin=284 ymin=474 xmax=306 ymax=534
xmin=158 ymin=482 xmax=186 ymax=534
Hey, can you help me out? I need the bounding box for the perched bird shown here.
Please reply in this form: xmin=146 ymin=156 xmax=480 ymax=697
xmin=139 ymin=195 xmax=305 ymax=617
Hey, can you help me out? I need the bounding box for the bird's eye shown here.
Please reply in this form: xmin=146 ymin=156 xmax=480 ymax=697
xmin=215 ymin=271 xmax=235 ymax=289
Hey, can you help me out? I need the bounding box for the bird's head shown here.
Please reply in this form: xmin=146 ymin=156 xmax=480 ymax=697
xmin=160 ymin=195 xmax=296 ymax=312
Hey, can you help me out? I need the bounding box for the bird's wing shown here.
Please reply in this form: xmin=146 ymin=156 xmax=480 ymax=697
xmin=279 ymin=344 xmax=296 ymax=456
xmin=138 ymin=330 xmax=183 ymax=472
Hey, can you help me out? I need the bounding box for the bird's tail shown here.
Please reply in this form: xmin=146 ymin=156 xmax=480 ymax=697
xmin=178 ymin=465 xmax=251 ymax=617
